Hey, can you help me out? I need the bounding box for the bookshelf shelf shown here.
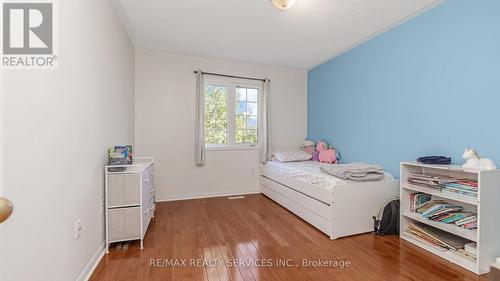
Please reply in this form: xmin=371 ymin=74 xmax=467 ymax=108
xmin=400 ymin=162 xmax=500 ymax=275
xmin=401 ymin=233 xmax=478 ymax=273
xmin=402 ymin=184 xmax=478 ymax=205
xmin=400 ymin=161 xmax=481 ymax=174
xmin=402 ymin=212 xmax=477 ymax=242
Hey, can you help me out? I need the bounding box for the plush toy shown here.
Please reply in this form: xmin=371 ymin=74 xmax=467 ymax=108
xmin=316 ymin=141 xmax=327 ymax=153
xmin=301 ymin=140 xmax=316 ymax=155
xmin=312 ymin=150 xmax=320 ymax=161
xmin=462 ymin=148 xmax=496 ymax=170
xmin=316 ymin=141 xmax=337 ymax=164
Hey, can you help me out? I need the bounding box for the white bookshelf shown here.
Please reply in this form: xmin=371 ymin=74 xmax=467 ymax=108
xmin=400 ymin=162 xmax=500 ymax=275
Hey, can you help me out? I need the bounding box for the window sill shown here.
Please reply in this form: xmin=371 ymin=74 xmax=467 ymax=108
xmin=206 ymin=145 xmax=261 ymax=151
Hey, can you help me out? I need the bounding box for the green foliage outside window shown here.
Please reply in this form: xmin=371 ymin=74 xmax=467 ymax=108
xmin=204 ymin=84 xmax=259 ymax=145
xmin=204 ymin=85 xmax=228 ymax=144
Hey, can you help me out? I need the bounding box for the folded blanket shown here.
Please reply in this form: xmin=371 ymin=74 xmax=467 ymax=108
xmin=320 ymin=162 xmax=385 ymax=181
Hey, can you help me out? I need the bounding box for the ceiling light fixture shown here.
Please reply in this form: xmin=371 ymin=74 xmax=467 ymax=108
xmin=271 ymin=0 xmax=297 ymax=10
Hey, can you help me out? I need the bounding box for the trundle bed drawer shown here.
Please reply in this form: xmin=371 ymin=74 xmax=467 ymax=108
xmin=260 ymin=184 xmax=332 ymax=236
xmin=260 ymin=176 xmax=332 ymax=221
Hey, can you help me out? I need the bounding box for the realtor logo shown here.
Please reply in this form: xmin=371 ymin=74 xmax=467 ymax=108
xmin=1 ymin=1 xmax=57 ymax=68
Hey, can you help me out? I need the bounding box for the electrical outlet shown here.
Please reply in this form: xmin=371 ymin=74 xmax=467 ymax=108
xmin=101 ymin=199 xmax=105 ymax=214
xmin=74 ymin=219 xmax=82 ymax=240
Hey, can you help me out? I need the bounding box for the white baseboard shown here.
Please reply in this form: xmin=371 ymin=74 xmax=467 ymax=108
xmin=76 ymin=242 xmax=105 ymax=281
xmin=156 ymin=190 xmax=260 ymax=202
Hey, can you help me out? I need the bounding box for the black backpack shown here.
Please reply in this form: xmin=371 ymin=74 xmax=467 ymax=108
xmin=373 ymin=197 xmax=400 ymax=236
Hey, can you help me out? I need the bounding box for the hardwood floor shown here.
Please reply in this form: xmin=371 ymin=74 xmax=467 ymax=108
xmin=90 ymin=194 xmax=490 ymax=281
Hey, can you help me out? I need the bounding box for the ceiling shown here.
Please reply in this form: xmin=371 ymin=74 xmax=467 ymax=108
xmin=113 ymin=0 xmax=442 ymax=69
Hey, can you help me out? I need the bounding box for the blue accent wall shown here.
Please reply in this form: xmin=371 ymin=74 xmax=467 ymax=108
xmin=307 ymin=1 xmax=500 ymax=177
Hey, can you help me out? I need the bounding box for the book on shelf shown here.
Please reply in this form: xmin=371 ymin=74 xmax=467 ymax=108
xmin=418 ymin=201 xmax=463 ymax=218
xmin=406 ymin=222 xmax=477 ymax=262
xmin=407 ymin=174 xmax=478 ymax=199
xmin=424 ymin=206 xmax=464 ymax=219
xmin=442 ymin=181 xmax=478 ymax=197
xmin=454 ymin=249 xmax=477 ymax=262
xmin=415 ymin=199 xmax=447 ymax=213
xmin=455 ymin=216 xmax=477 ymax=226
xmin=464 ymin=242 xmax=477 ymax=256
xmin=461 ymin=221 xmax=478 ymax=230
xmin=407 ymin=222 xmax=471 ymax=251
xmin=441 ymin=213 xmax=472 ymax=224
xmin=405 ymin=231 xmax=446 ymax=251
xmin=457 ymin=180 xmax=478 ymax=188
xmin=431 ymin=213 xmax=455 ymax=222
xmin=455 ymin=216 xmax=478 ymax=229
xmin=445 ymin=182 xmax=478 ymax=191
xmin=410 ymin=193 xmax=432 ymax=212
xmin=407 ymin=173 xmax=459 ymax=190
xmin=411 ymin=199 xmax=477 ymax=229
xmin=442 ymin=188 xmax=477 ymax=197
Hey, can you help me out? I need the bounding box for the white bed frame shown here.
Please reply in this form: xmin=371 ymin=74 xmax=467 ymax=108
xmin=260 ymin=164 xmax=400 ymax=239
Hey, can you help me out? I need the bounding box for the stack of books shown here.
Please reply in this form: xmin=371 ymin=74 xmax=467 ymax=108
xmin=455 ymin=248 xmax=477 ymax=262
xmin=407 ymin=173 xmax=457 ymax=190
xmin=414 ymin=199 xmax=477 ymax=230
xmin=455 ymin=215 xmax=477 ymax=230
xmin=443 ymin=180 xmax=478 ymax=197
xmin=406 ymin=222 xmax=476 ymax=261
xmin=416 ymin=200 xmax=464 ymax=219
xmin=464 ymin=242 xmax=477 ymax=260
xmin=408 ymin=174 xmax=478 ymax=199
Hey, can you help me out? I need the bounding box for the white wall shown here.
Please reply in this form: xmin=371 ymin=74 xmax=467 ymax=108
xmin=0 ymin=0 xmax=134 ymax=280
xmin=0 ymin=45 xmax=4 ymax=280
xmin=135 ymin=51 xmax=307 ymax=201
xmin=0 ymin=66 xmax=4 ymax=197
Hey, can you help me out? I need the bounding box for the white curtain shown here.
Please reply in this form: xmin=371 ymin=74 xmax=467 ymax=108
xmin=260 ymin=78 xmax=272 ymax=163
xmin=195 ymin=70 xmax=206 ymax=165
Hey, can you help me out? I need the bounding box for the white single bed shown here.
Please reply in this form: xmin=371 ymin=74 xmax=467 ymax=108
xmin=260 ymin=161 xmax=399 ymax=239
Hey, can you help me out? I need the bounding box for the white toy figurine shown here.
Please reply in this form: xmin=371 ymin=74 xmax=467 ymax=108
xmin=462 ymin=148 xmax=497 ymax=170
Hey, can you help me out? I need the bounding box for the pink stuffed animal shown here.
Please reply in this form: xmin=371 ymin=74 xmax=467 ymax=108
xmin=316 ymin=141 xmax=337 ymax=164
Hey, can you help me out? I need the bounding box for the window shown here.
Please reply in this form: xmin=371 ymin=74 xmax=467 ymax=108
xmin=204 ymin=77 xmax=262 ymax=149
xmin=235 ymin=87 xmax=258 ymax=144
xmin=204 ymin=85 xmax=228 ymax=144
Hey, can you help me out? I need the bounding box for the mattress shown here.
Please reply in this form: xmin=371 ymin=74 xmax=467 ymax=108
xmin=264 ymin=161 xmax=394 ymax=191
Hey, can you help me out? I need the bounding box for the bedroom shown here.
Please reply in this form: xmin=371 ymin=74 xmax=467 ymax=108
xmin=1 ymin=0 xmax=500 ymax=280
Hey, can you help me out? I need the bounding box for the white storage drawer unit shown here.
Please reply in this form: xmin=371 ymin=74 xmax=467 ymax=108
xmin=108 ymin=207 xmax=141 ymax=241
xmin=107 ymin=173 xmax=140 ymax=207
xmin=105 ymin=157 xmax=155 ymax=253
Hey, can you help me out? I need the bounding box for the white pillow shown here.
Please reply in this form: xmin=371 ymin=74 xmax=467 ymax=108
xmin=273 ymin=150 xmax=312 ymax=163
